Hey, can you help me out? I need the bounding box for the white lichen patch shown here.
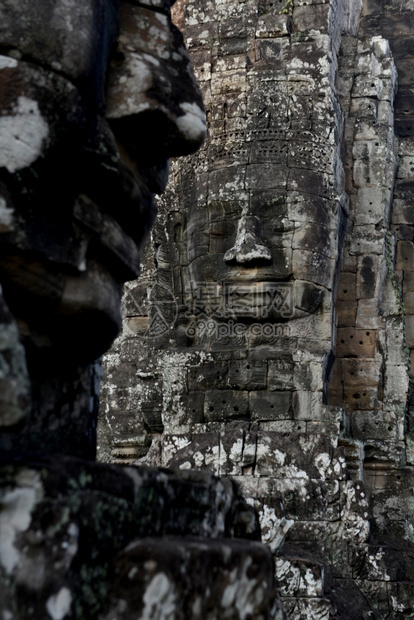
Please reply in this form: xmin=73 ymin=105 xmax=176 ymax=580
xmin=179 ymin=461 xmax=192 ymax=469
xmin=142 ymin=572 xmax=176 ymax=619
xmin=106 ymin=54 xmax=152 ymax=117
xmin=177 ymin=102 xmax=206 ymax=142
xmin=0 ymin=55 xmax=18 ymax=70
xmin=0 ymin=97 xmax=49 ymax=173
xmin=46 ymin=587 xmax=72 ymax=620
xmin=0 ymin=469 xmax=43 ymax=574
xmin=228 ymin=437 xmax=244 ymax=463
xmin=256 ymin=502 xmax=293 ymax=553
xmin=340 ymin=481 xmax=370 ymax=544
xmin=313 ymin=453 xmax=331 ymax=480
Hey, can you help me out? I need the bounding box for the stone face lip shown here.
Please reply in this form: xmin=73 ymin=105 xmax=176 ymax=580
xmin=0 ymin=455 xmax=277 ymax=619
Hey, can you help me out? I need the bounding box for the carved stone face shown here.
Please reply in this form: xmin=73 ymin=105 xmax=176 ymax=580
xmin=0 ymin=0 xmax=205 ymax=365
xmin=157 ymin=4 xmax=339 ymax=352
xmin=186 ymin=191 xmax=330 ymax=327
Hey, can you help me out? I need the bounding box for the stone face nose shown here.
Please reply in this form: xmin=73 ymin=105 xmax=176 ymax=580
xmin=224 ymin=216 xmax=272 ymax=265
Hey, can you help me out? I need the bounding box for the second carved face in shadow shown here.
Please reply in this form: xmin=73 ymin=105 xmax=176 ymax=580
xmin=0 ymin=0 xmax=205 ymax=366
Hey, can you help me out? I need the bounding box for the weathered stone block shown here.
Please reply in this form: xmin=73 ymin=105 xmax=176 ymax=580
xmin=0 ymin=457 xmax=263 ymax=619
xmin=214 ymin=53 xmax=248 ymax=73
xmin=245 ymin=163 xmax=288 ymax=190
xmin=290 ymin=35 xmax=331 ymax=66
xmin=255 ymin=38 xmax=290 ymax=63
xmin=351 ymin=410 xmax=397 ymax=440
xmin=396 ymin=239 xmax=414 ymax=271
xmin=111 ymin=426 xmax=150 ymax=462
xmin=274 ymin=478 xmax=341 ymax=521
xmin=292 ymin=223 xmax=335 ymax=257
xmin=388 ymin=582 xmax=414 ymax=615
xmin=355 ymin=186 xmax=391 ymax=226
xmin=353 ymin=73 xmax=395 ymax=102
xmin=179 ymin=392 xmax=206 ymax=425
xmin=228 ymin=360 xmax=267 ymax=390
xmin=341 ymin=359 xmax=382 ymax=388
xmin=256 ymin=14 xmax=291 ymax=38
xmin=255 ymin=432 xmax=336 ymax=481
xmin=250 ymin=391 xmax=293 ymax=422
xmin=353 ymin=138 xmax=389 ymax=182
xmin=287 ymin=168 xmax=336 ymax=201
xmin=204 ymin=390 xmax=249 ymax=422
xmin=211 ymin=93 xmax=247 ymax=121
xmin=291 ymin=139 xmax=333 ymax=172
xmin=403 ymin=290 xmax=414 ymax=314
xmin=292 ymin=250 xmax=336 ymax=288
xmin=337 ymin=272 xmax=356 ymax=301
xmin=211 ymin=69 xmax=247 ymax=95
xmin=383 ymin=364 xmax=409 ymax=404
xmin=392 ymin=198 xmax=414 ymax=225
xmin=392 ymin=223 xmax=414 ymax=241
xmin=261 ymin=420 xmax=307 ymax=433
xmin=356 ymin=298 xmax=385 ymax=330
xmin=405 ymin=314 xmax=414 ymax=348
xmin=350 ymin=544 xmax=403 ymax=582
xmin=336 ymin=301 xmax=357 ymax=327
xmin=219 ymin=17 xmax=252 ymax=40
xmin=276 ymin=555 xmax=324 ymax=598
xmin=0 ymin=0 xmax=118 ymax=107
xmin=100 ymin=537 xmax=277 ymax=620
xmin=219 ymin=426 xmax=246 ymax=476
xmin=268 ymin=358 xmax=294 ymax=391
xmin=250 ymin=140 xmax=288 ymax=165
xmin=336 ymin=328 xmax=377 ymax=357
xmin=293 ymin=391 xmax=324 ymax=421
xmin=208 ymin=167 xmax=246 ymax=199
xmin=286 ymin=192 xmax=334 ymax=227
xmin=242 ymin=430 xmax=257 ymax=470
xmin=356 ymin=254 xmax=379 ymax=299
xmin=282 ymin=596 xmax=331 ymax=620
xmin=246 ymin=77 xmax=288 ymax=116
xmin=160 ymin=433 xmax=220 ymax=473
xmin=188 ymin=361 xmax=229 ymax=390
xmin=343 ymin=387 xmax=381 ymax=412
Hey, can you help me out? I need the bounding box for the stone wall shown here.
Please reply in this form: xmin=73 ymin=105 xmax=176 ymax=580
xmin=99 ymin=0 xmax=414 ymax=617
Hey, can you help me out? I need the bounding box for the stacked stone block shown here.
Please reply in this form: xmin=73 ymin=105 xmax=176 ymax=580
xmin=99 ymin=0 xmax=414 ymax=617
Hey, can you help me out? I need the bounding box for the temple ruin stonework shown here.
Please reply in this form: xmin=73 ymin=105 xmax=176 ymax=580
xmin=0 ymin=1 xmax=284 ymax=618
xmin=99 ymin=0 xmax=414 ymax=617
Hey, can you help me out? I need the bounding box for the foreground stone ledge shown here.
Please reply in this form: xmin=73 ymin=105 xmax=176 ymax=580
xmin=0 ymin=454 xmax=280 ymax=620
xmin=99 ymin=536 xmax=281 ymax=620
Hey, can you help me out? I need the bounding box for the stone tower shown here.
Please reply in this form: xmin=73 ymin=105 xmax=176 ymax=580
xmin=100 ymin=0 xmax=414 ymax=616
